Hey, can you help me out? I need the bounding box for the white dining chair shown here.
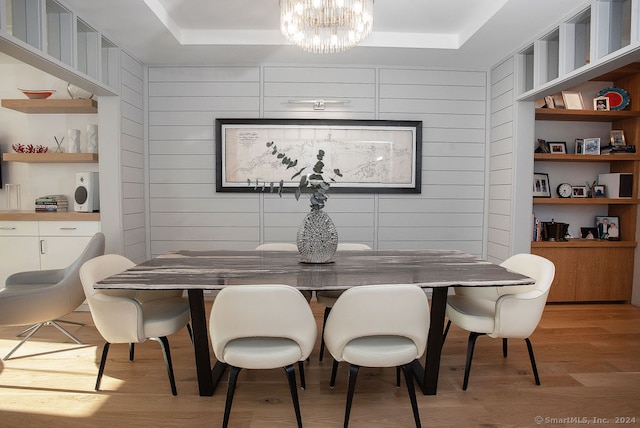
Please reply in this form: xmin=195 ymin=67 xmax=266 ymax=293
xmin=210 ymin=284 xmax=317 ymax=428
xmin=324 ymin=283 xmax=429 ymax=428
xmin=444 ymin=253 xmax=555 ymax=390
xmin=79 ymin=254 xmax=192 ymax=396
xmin=316 ymin=243 xmax=372 ymax=361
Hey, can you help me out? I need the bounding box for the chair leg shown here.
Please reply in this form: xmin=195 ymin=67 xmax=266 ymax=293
xmin=330 ymin=359 xmax=339 ymax=388
xmin=95 ymin=342 xmax=110 ymax=391
xmin=129 ymin=343 xmax=135 ymax=361
xmin=401 ymin=363 xmax=422 ymax=428
xmin=525 ymin=338 xmax=541 ymax=385
xmin=442 ymin=319 xmax=452 ymax=346
xmin=14 ymin=323 xmax=39 ymax=337
xmin=396 ymin=366 xmax=401 ymax=387
xmin=49 ymin=320 xmax=84 ymax=344
xmin=152 ymin=336 xmax=178 ymax=396
xmin=298 ymin=360 xmax=306 ymax=389
xmin=186 ymin=323 xmax=194 ymax=345
xmin=462 ymin=332 xmax=485 ymax=391
xmin=284 ymin=364 xmax=303 ymax=428
xmin=319 ymin=306 xmax=331 ymax=361
xmin=344 ymin=364 xmax=360 ymax=428
xmin=223 ymin=366 xmax=242 ymax=428
xmin=503 ymin=338 xmax=508 ymax=357
xmin=3 ymin=322 xmax=45 ymax=360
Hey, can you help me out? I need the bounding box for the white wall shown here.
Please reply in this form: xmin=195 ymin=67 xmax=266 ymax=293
xmin=147 ymin=65 xmax=487 ymax=256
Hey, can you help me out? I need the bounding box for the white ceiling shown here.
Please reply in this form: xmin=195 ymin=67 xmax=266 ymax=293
xmin=60 ymin=0 xmax=585 ymax=69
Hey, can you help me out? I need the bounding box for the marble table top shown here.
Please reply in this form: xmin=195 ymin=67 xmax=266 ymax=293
xmin=96 ymin=249 xmax=534 ymax=291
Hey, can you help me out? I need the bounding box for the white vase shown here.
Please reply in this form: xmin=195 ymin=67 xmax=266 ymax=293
xmin=68 ymin=129 xmax=80 ymax=153
xmin=87 ymin=124 xmax=98 ymax=153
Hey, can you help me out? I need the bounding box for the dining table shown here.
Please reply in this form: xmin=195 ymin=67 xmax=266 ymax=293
xmin=95 ymin=249 xmax=534 ymax=397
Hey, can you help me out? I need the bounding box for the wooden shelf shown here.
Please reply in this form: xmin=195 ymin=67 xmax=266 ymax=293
xmin=531 ymin=239 xmax=637 ymax=248
xmin=1 ymin=98 xmax=97 ymax=114
xmin=533 ymin=197 xmax=639 ymax=205
xmin=0 ymin=211 xmax=100 ymax=221
xmin=534 ymin=153 xmax=640 ymax=162
xmin=535 ymin=108 xmax=640 ymax=121
xmin=2 ymin=153 xmax=98 ymax=163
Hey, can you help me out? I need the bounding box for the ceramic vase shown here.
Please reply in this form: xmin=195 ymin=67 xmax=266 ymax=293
xmin=87 ymin=124 xmax=98 ymax=153
xmin=68 ymin=129 xmax=80 ymax=153
xmin=296 ymin=209 xmax=338 ymax=263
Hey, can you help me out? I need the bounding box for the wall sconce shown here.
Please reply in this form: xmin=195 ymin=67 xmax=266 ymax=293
xmin=287 ymin=99 xmax=351 ymax=110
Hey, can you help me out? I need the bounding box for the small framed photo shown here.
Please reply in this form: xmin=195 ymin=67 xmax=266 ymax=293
xmin=575 ymin=139 xmax=584 ymax=154
xmin=548 ymin=142 xmax=567 ymax=154
xmin=610 ymin=130 xmax=626 ymax=146
xmin=572 ymin=186 xmax=587 ymax=198
xmin=583 ymin=137 xmax=601 ymax=155
xmin=535 ymin=139 xmax=550 ymax=153
xmin=544 ymin=95 xmax=555 ymax=109
xmin=580 ymin=227 xmax=598 ymax=239
xmin=596 ymin=216 xmax=620 ymax=240
xmin=533 ymin=173 xmax=551 ymax=198
xmin=594 ymin=96 xmax=610 ymax=111
xmin=593 ymin=185 xmax=606 ymax=198
xmin=562 ymin=91 xmax=585 ymax=110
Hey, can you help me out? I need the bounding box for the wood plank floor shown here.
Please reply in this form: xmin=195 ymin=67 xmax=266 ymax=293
xmin=0 ymin=302 xmax=639 ymax=427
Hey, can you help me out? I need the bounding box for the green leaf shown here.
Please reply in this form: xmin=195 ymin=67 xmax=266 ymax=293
xmin=295 ymin=187 xmax=301 ymax=200
xmin=277 ymin=153 xmax=284 ymax=158
xmin=277 ymin=180 xmax=284 ymax=197
xmin=291 ymin=167 xmax=306 ymax=179
xmin=266 ymin=141 xmax=273 ymax=147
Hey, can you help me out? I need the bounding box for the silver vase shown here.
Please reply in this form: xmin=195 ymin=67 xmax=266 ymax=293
xmin=297 ymin=209 xmax=338 ymax=263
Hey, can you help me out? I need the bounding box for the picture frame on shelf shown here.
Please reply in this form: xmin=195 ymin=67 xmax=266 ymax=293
xmin=548 ymin=142 xmax=567 ymax=154
xmin=610 ymin=130 xmax=626 ymax=146
xmin=583 ymin=137 xmax=601 ymax=155
xmin=595 ymin=216 xmax=620 ymax=240
xmin=562 ymin=91 xmax=584 ymax=110
xmin=572 ymin=186 xmax=587 ymax=198
xmin=544 ymin=95 xmax=555 ymax=109
xmin=580 ymin=227 xmax=598 ymax=239
xmin=575 ymin=139 xmax=584 ymax=154
xmin=535 ymin=139 xmax=550 ymax=153
xmin=533 ymin=173 xmax=551 ymax=198
xmin=593 ymin=185 xmax=606 ymax=198
xmin=594 ymin=96 xmax=610 ymax=111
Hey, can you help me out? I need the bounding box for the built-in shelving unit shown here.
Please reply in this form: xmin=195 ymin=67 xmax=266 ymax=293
xmin=1 ymin=98 xmax=97 ymax=114
xmin=2 ymin=153 xmax=98 ymax=163
xmin=530 ymin=64 xmax=640 ymax=303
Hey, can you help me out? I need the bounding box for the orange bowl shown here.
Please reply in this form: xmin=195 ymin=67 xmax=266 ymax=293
xmin=19 ymin=89 xmax=56 ymax=99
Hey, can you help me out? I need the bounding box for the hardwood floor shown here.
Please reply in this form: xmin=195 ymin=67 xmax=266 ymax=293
xmin=0 ymin=302 xmax=639 ymax=427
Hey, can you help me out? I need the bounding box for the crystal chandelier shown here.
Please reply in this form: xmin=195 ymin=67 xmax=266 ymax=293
xmin=280 ymin=0 xmax=374 ymax=54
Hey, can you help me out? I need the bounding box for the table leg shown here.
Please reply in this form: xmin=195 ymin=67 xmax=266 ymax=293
xmin=188 ymin=289 xmax=214 ymax=396
xmin=413 ymin=287 xmax=448 ymax=395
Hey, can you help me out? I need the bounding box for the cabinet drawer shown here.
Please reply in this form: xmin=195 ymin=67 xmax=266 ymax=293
xmin=0 ymin=221 xmax=39 ymax=236
xmin=38 ymin=221 xmax=100 ymax=236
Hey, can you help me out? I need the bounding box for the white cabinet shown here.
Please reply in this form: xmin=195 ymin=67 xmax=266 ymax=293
xmin=0 ymin=221 xmax=40 ymax=285
xmin=38 ymin=221 xmax=100 ymax=269
xmin=0 ymin=220 xmax=100 ymax=284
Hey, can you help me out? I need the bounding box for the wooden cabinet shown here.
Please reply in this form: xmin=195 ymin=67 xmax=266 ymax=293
xmin=531 ymin=67 xmax=640 ymax=302
xmin=0 ymin=221 xmax=41 ymax=285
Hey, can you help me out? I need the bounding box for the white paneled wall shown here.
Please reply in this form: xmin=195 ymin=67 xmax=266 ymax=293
xmin=487 ymin=57 xmax=516 ymax=263
xmin=147 ymin=65 xmax=487 ymax=257
xmin=120 ymin=52 xmax=146 ymax=263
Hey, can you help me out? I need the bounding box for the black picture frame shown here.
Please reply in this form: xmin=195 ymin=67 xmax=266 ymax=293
xmin=533 ymin=173 xmax=551 ymax=197
xmin=215 ymin=118 xmax=422 ymax=193
xmin=595 ymin=216 xmax=620 ymax=240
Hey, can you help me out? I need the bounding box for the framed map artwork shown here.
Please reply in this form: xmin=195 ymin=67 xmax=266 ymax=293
xmin=215 ymin=118 xmax=422 ymax=193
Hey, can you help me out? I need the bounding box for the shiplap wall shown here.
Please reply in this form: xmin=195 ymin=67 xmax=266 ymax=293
xmin=147 ymin=65 xmax=487 ymax=257
xmin=487 ymin=57 xmax=516 ymax=264
xmin=120 ymin=52 xmax=146 ymax=263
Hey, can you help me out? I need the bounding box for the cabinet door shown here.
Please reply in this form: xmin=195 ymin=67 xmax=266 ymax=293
xmin=575 ymin=247 xmax=634 ymax=301
xmin=0 ymin=237 xmax=41 ymax=285
xmin=532 ymin=247 xmax=578 ymax=302
xmin=39 ymin=236 xmax=94 ymax=270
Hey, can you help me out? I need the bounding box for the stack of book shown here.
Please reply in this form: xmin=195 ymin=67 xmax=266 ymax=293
xmin=600 ymin=144 xmax=636 ymax=154
xmin=35 ymin=195 xmax=68 ymax=212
